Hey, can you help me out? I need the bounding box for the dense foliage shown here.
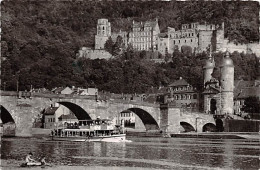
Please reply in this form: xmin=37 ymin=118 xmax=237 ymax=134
xmin=242 ymin=97 xmax=260 ymax=114
xmin=1 ymin=1 xmax=259 ymax=93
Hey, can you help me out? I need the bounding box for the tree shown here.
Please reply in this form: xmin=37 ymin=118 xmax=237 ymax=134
xmin=112 ymin=36 xmax=124 ymax=56
xmin=104 ymin=37 xmax=114 ymax=55
xmin=241 ymin=97 xmax=260 ymax=113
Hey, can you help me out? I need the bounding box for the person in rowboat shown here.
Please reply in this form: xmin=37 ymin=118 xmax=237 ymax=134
xmin=25 ymin=152 xmax=40 ymax=166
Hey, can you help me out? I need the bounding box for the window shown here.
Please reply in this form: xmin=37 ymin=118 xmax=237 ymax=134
xmin=173 ymin=40 xmax=175 ymax=44
xmin=193 ymin=94 xmax=197 ymax=99
xmin=179 ymin=40 xmax=180 ymax=43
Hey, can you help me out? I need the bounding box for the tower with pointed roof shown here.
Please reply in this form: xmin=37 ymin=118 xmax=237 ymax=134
xmin=203 ymin=46 xmax=215 ymax=85
xmin=220 ymin=51 xmax=234 ymax=115
xmin=203 ymin=51 xmax=234 ymax=116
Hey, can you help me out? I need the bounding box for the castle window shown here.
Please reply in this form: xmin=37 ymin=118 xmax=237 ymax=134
xmin=103 ymin=26 xmax=105 ymax=30
xmin=192 ymin=33 xmax=194 ymax=36
xmin=185 ymin=40 xmax=186 ymax=43
xmin=179 ymin=40 xmax=180 ymax=43
xmin=191 ymin=39 xmax=192 ymax=42
xmin=173 ymin=40 xmax=175 ymax=44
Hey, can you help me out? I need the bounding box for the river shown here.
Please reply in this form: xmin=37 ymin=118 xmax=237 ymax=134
xmin=1 ymin=136 xmax=259 ymax=170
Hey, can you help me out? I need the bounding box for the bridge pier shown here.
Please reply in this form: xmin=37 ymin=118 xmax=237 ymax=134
xmin=160 ymin=104 xmax=182 ymax=133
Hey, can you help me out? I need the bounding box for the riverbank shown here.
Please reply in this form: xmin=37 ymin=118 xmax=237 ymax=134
xmin=126 ymin=130 xmax=260 ymax=139
xmin=170 ymin=132 xmax=260 ymax=139
xmin=0 ymin=159 xmax=169 ymax=170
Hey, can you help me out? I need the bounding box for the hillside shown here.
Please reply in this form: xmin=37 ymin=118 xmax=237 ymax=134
xmin=1 ymin=1 xmax=259 ymax=92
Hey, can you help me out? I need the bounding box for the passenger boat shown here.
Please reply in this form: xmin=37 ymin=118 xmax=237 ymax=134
xmin=51 ymin=119 xmax=126 ymax=142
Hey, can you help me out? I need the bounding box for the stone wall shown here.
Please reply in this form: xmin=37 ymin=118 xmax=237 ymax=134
xmin=198 ymin=30 xmax=212 ymax=52
xmin=78 ymin=47 xmax=112 ymax=60
xmin=224 ymin=119 xmax=260 ymax=132
xmin=221 ymin=40 xmax=260 ymax=57
xmin=95 ymin=35 xmax=109 ymax=50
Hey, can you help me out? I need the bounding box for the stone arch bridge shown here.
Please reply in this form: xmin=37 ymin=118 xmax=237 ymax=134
xmin=1 ymin=91 xmax=216 ymax=136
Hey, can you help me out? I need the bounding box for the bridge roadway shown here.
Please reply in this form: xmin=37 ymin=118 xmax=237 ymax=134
xmin=0 ymin=91 xmax=216 ymax=136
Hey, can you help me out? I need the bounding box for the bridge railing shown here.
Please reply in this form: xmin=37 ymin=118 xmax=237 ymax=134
xmin=108 ymin=98 xmax=160 ymax=107
xmin=1 ymin=91 xmax=160 ymax=107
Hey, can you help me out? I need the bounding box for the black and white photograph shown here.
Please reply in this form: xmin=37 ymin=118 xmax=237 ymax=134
xmin=1 ymin=0 xmax=260 ymax=169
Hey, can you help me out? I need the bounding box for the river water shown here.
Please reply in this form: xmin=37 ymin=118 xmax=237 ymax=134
xmin=1 ymin=136 xmax=259 ymax=170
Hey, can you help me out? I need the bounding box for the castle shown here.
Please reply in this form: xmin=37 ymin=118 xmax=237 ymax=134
xmin=78 ymin=18 xmax=260 ymax=59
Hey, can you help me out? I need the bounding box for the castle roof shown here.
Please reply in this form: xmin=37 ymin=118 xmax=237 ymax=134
xmin=168 ymin=78 xmax=189 ymax=87
xmin=158 ymin=33 xmax=168 ymax=38
xmin=133 ymin=19 xmax=158 ymax=29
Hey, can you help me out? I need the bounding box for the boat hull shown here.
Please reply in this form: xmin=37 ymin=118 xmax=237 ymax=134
xmin=51 ymin=134 xmax=126 ymax=142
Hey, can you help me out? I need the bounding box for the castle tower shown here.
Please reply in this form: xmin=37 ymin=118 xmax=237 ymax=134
xmin=95 ymin=19 xmax=111 ymax=50
xmin=203 ymin=47 xmax=215 ymax=85
xmin=220 ymin=51 xmax=234 ymax=115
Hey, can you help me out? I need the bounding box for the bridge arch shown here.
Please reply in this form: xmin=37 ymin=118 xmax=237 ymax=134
xmin=126 ymin=108 xmax=159 ymax=130
xmin=180 ymin=121 xmax=195 ymax=132
xmin=0 ymin=105 xmax=15 ymax=124
xmin=57 ymin=102 xmax=92 ymax=120
xmin=0 ymin=105 xmax=16 ymax=136
xmin=202 ymin=123 xmax=216 ymax=132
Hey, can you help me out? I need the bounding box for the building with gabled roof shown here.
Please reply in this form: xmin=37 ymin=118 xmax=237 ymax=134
xmin=43 ymin=105 xmax=72 ymax=129
xmin=234 ymin=80 xmax=260 ymax=116
xmin=166 ymin=77 xmax=201 ymax=109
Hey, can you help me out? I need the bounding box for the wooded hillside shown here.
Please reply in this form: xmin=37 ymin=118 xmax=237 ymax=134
xmin=1 ymin=1 xmax=259 ymax=93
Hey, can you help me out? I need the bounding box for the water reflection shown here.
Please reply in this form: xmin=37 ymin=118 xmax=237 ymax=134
xmin=1 ymin=137 xmax=259 ymax=169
